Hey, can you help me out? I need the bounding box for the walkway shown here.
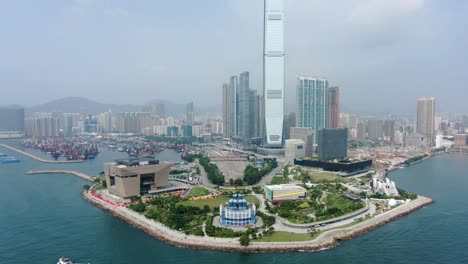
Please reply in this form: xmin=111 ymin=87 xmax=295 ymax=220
xmin=26 ymin=170 xmax=94 ymax=182
xmin=0 ymin=144 xmax=84 ymax=163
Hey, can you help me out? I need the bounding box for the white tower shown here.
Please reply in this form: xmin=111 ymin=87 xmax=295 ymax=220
xmin=263 ymin=0 xmax=285 ymax=147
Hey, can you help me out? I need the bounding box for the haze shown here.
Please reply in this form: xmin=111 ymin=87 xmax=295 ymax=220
xmin=0 ymin=0 xmax=467 ymax=114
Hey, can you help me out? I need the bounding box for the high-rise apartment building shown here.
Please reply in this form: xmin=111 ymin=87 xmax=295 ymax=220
xmin=328 ymin=86 xmax=340 ymax=129
xmin=222 ymin=72 xmax=260 ymax=141
xmin=417 ymin=97 xmax=435 ymax=146
xmin=263 ymin=0 xmax=284 ymax=147
xmin=367 ymin=119 xmax=383 ymax=140
xmin=383 ymin=120 xmax=395 ymax=143
xmin=186 ymin=102 xmax=194 ymax=125
xmin=0 ymin=106 xmax=25 ymax=134
xmin=296 ymin=76 xmax=329 ymax=131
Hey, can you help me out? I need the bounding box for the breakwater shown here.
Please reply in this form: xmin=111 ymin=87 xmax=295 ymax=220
xmin=83 ymin=189 xmax=433 ymax=253
xmin=26 ymin=170 xmax=94 ymax=182
xmin=0 ymin=144 xmax=84 ymax=163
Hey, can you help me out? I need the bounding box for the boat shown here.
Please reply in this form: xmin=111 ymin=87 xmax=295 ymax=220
xmin=57 ymin=257 xmax=72 ymax=264
xmin=0 ymin=156 xmax=20 ymax=163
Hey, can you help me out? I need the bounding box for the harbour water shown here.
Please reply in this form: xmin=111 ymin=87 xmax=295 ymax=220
xmin=1 ymin=143 xmax=467 ymax=263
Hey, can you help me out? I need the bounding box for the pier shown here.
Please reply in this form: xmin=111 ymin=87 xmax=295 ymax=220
xmin=26 ymin=170 xmax=94 ymax=182
xmin=0 ymin=144 xmax=84 ymax=163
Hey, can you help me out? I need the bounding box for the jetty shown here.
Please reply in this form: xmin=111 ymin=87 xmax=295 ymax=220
xmin=0 ymin=144 xmax=85 ymax=163
xmin=26 ymin=170 xmax=94 ymax=182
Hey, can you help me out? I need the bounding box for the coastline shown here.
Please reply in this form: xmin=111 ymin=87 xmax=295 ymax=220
xmin=83 ymin=189 xmax=433 ymax=253
xmin=0 ymin=144 xmax=85 ymax=163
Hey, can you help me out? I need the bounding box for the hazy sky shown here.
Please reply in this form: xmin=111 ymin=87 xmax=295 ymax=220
xmin=0 ymin=0 xmax=467 ymax=114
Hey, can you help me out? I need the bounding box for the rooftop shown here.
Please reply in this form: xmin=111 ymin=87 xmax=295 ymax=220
xmin=265 ymin=184 xmax=306 ymax=191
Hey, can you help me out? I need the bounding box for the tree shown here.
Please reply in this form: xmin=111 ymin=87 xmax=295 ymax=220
xmin=83 ymin=185 xmax=90 ymax=191
xmin=229 ymin=178 xmax=234 ymax=185
xmin=239 ymin=234 xmax=250 ymax=246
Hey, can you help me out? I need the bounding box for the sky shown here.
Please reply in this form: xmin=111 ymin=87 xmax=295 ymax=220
xmin=0 ymin=0 xmax=467 ymax=115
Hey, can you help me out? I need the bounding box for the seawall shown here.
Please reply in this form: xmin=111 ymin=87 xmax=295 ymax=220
xmin=26 ymin=170 xmax=94 ymax=182
xmin=0 ymin=144 xmax=85 ymax=163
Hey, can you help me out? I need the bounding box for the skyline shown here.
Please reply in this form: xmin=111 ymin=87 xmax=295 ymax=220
xmin=1 ymin=0 xmax=468 ymax=114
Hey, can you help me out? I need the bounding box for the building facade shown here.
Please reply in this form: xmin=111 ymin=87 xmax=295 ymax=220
xmin=290 ymin=127 xmax=314 ymax=157
xmin=219 ymin=194 xmax=256 ymax=226
xmin=317 ymin=128 xmax=348 ymax=161
xmin=328 ymin=86 xmax=340 ymax=129
xmin=264 ymin=184 xmax=307 ymax=205
xmin=0 ymin=106 xmax=25 ymax=138
xmin=104 ymin=158 xmax=171 ymax=198
xmin=284 ymin=139 xmax=305 ymax=163
xmin=417 ymin=97 xmax=435 ymax=146
xmin=263 ymin=0 xmax=285 ymax=147
xmin=296 ymin=76 xmax=329 ymax=132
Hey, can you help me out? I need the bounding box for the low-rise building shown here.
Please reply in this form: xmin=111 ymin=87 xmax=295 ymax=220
xmin=104 ymin=158 xmax=172 ymax=198
xmin=264 ymin=184 xmax=307 ymax=205
xmin=284 ymin=139 xmax=305 ymax=164
xmin=219 ymin=194 xmax=256 ymax=226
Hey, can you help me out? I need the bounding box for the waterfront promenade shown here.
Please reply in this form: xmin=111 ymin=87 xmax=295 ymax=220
xmin=26 ymin=170 xmax=94 ymax=182
xmin=0 ymin=144 xmax=84 ymax=163
xmin=83 ymin=188 xmax=433 ymax=252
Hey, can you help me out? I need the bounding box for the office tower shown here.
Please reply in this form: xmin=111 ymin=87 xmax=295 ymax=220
xmin=250 ymin=91 xmax=260 ymax=139
xmin=383 ymin=120 xmax=395 ymax=143
xmin=462 ymin=115 xmax=468 ymax=129
xmin=296 ymin=76 xmax=329 ymax=131
xmin=186 ymin=102 xmax=194 ymax=125
xmin=417 ymin=97 xmax=435 ymax=145
xmin=238 ymin=71 xmax=250 ymax=139
xmin=263 ymin=0 xmax=284 ymax=147
xmin=367 ymin=119 xmax=383 ymax=140
xmin=222 ymin=83 xmax=230 ymax=137
xmin=0 ymin=106 xmax=25 ymax=133
xmin=328 ymin=86 xmax=340 ymax=128
xmin=317 ymin=128 xmax=348 ymax=161
xmin=229 ymin=76 xmax=238 ymax=137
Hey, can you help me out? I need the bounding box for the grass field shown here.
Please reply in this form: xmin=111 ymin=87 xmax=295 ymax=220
xmin=309 ymin=170 xmax=349 ymax=183
xmin=187 ymin=187 xmax=211 ymax=198
xmin=270 ymin=176 xmax=284 ymax=185
xmin=179 ymin=195 xmax=260 ymax=209
xmin=256 ymin=231 xmax=315 ymax=242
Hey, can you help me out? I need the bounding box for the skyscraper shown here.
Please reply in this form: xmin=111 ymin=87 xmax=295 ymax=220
xmin=222 ymin=72 xmax=259 ymax=141
xmin=417 ymin=97 xmax=435 ymax=145
xmin=229 ymin=76 xmax=238 ymax=137
xmin=222 ymin=83 xmax=230 ymax=137
xmin=296 ymin=76 xmax=329 ymax=131
xmin=186 ymin=102 xmax=194 ymax=125
xmin=238 ymin=71 xmax=250 ymax=139
xmin=263 ymin=0 xmax=284 ymax=147
xmin=367 ymin=119 xmax=383 ymax=140
xmin=328 ymin=86 xmax=340 ymax=128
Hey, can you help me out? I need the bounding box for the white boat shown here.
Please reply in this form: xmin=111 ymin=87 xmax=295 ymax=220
xmin=57 ymin=257 xmax=72 ymax=264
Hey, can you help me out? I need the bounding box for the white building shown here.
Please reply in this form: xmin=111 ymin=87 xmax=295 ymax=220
xmin=264 ymin=184 xmax=307 ymax=205
xmin=263 ymin=0 xmax=285 ymax=147
xmin=371 ymin=178 xmax=399 ymax=197
xmin=436 ymin=135 xmax=453 ymax=148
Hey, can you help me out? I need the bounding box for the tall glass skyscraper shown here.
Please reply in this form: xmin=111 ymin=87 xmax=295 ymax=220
xmin=263 ymin=0 xmax=284 ymax=147
xmin=296 ymin=76 xmax=329 ymax=131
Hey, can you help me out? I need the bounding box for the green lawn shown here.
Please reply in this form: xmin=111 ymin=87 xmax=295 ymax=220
xmin=256 ymin=231 xmax=315 ymax=242
xmin=270 ymin=176 xmax=283 ymax=185
xmin=187 ymin=187 xmax=211 ymax=198
xmin=179 ymin=195 xmax=260 ymax=209
xmin=325 ymin=193 xmax=360 ymax=211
